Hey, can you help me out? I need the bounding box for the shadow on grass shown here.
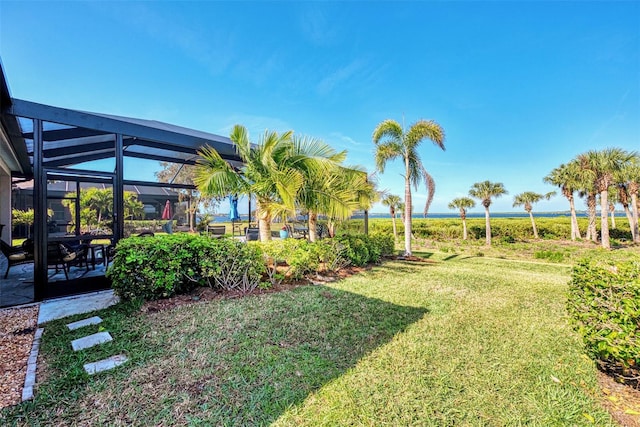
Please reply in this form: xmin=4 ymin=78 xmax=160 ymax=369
xmin=183 ymin=286 xmax=429 ymax=425
xmin=1 ymin=286 xmax=428 ymax=426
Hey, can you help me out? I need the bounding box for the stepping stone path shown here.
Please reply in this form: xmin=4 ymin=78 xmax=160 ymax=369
xmin=67 ymin=316 xmax=102 ymax=331
xmin=66 ymin=316 xmax=128 ymax=375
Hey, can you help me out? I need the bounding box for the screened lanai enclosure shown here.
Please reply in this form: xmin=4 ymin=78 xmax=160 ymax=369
xmin=0 ymin=63 xmax=242 ymax=307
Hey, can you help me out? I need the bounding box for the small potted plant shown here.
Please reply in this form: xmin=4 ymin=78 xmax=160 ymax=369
xmin=279 ymin=226 xmax=289 ymax=239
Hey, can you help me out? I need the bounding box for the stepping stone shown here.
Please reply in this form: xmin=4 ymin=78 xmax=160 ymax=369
xmin=84 ymin=354 xmax=128 ymax=375
xmin=71 ymin=331 xmax=112 ymax=351
xmin=67 ymin=316 xmax=102 ymax=331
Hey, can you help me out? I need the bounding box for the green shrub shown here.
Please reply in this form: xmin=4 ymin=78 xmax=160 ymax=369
xmin=314 ymin=239 xmax=350 ymax=273
xmin=107 ymin=234 xmax=200 ymax=301
xmin=336 ymin=234 xmax=370 ymax=267
xmin=107 ymin=234 xmax=264 ymax=300
xmin=567 ymin=257 xmax=640 ymax=381
xmin=259 ymin=239 xmax=324 ymax=283
xmin=335 ymin=233 xmax=393 ymax=266
xmin=534 ymin=250 xmax=565 ymax=263
xmin=369 ymin=232 xmax=396 ymax=257
xmin=192 ymin=237 xmax=264 ymax=292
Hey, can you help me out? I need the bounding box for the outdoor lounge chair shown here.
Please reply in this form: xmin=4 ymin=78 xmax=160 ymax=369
xmin=47 ymin=242 xmax=88 ymax=279
xmin=207 ymin=224 xmax=226 ymax=238
xmin=245 ymin=227 xmax=259 ymax=241
xmin=1 ymin=239 xmax=35 ymax=279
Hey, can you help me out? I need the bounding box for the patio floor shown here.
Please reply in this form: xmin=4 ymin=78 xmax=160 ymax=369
xmin=0 ymin=254 xmax=110 ymax=308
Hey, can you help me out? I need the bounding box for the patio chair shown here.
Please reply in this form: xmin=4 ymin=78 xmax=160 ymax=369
xmin=1 ymin=239 xmax=35 ymax=279
xmin=207 ymin=224 xmax=226 ymax=238
xmin=47 ymin=242 xmax=88 ymax=280
xmin=245 ymin=227 xmax=260 ymax=241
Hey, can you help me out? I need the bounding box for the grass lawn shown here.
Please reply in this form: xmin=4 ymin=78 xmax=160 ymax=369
xmin=1 ymin=252 xmax=618 ymax=426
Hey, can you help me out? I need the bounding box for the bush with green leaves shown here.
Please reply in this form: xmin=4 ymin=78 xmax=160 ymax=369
xmin=314 ymin=239 xmax=350 ymax=273
xmin=567 ymin=257 xmax=640 ymax=382
xmin=107 ymin=234 xmax=199 ymax=301
xmin=258 ymin=239 xmax=323 ymax=284
xmin=108 ymin=234 xmax=264 ymax=300
xmin=336 ymin=233 xmax=394 ymax=266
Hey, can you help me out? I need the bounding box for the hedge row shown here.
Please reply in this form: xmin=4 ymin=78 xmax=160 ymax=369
xmin=567 ymin=256 xmax=640 ymax=383
xmin=341 ymin=217 xmax=633 ymax=241
xmin=107 ymin=232 xmax=395 ymax=301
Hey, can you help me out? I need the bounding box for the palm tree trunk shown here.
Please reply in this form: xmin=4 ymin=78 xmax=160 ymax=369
xmin=391 ymin=213 xmax=398 ymax=242
xmin=308 ymin=211 xmax=318 ymax=242
xmin=256 ymin=200 xmax=272 ymax=242
xmin=587 ymin=194 xmax=598 ymax=243
xmin=631 ymin=191 xmax=640 ymax=243
xmin=609 ymin=206 xmax=616 ymax=229
xmin=623 ymin=204 xmax=634 ymax=239
xmin=462 ymin=218 xmax=468 ymax=240
xmin=327 ymin=219 xmax=336 ymax=238
xmin=528 ymin=211 xmax=539 ymax=239
xmin=484 ymin=206 xmax=491 ymax=246
xmin=404 ymin=161 xmax=413 ymax=256
xmin=600 ymin=189 xmax=610 ymax=249
xmin=568 ymin=197 xmax=581 ymax=240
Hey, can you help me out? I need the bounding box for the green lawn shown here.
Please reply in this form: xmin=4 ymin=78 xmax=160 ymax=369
xmin=2 ymin=252 xmax=617 ymax=426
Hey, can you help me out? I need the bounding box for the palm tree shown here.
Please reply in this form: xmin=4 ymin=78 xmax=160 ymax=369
xmin=469 ymin=181 xmax=507 ymax=246
xmin=544 ymin=162 xmax=583 ymax=240
xmin=382 ymin=194 xmax=402 ymax=241
xmin=579 ymin=184 xmax=599 ymax=244
xmin=195 ymin=125 xmax=303 ymax=242
xmin=448 ymin=197 xmax=475 ymax=240
xmin=618 ymin=154 xmax=640 ymax=242
xmin=373 ymin=119 xmax=445 ymax=256
xmin=578 ymin=148 xmax=634 ymax=249
xmin=512 ymin=191 xmax=555 ymax=239
xmin=293 ymin=136 xmax=368 ymax=241
xmin=123 ymin=191 xmax=144 ymax=220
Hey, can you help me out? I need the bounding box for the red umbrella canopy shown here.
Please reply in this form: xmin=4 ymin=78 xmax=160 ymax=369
xmin=161 ymin=200 xmax=172 ymax=220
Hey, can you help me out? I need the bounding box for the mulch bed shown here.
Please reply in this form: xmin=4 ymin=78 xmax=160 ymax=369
xmin=597 ymin=371 xmax=640 ymax=426
xmin=0 ymin=305 xmax=38 ymax=409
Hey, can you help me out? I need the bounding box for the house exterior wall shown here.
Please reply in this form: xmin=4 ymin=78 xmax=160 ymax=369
xmin=0 ymin=174 xmax=11 ymax=243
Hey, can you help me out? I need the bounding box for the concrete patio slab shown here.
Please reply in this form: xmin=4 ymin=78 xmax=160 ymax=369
xmin=67 ymin=316 xmax=102 ymax=331
xmin=71 ymin=331 xmax=112 ymax=351
xmin=84 ymin=354 xmax=128 ymax=375
xmin=38 ymin=290 xmax=119 ymax=325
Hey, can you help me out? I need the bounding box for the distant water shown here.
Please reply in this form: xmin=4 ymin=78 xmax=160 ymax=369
xmin=212 ymin=211 xmax=616 ymax=222
xmin=357 ymin=212 xmax=579 ymax=219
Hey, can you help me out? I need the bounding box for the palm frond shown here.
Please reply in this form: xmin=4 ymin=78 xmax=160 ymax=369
xmin=372 ymin=119 xmax=403 ymax=145
xmin=405 ymin=119 xmax=445 ymax=151
xmin=229 ymin=124 xmax=252 ymax=161
xmin=194 ymin=145 xmax=245 ymax=197
xmin=421 ymin=167 xmax=435 ymax=217
xmin=374 ymin=141 xmax=402 ymax=173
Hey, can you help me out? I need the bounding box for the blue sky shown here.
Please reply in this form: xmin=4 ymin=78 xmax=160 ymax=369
xmin=1 ymin=1 xmax=638 ymax=214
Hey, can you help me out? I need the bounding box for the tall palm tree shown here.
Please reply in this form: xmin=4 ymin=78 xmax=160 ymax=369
xmin=579 ymin=184 xmax=599 ymax=244
xmin=448 ymin=197 xmax=475 ymax=240
xmin=195 ymin=125 xmax=303 ymax=242
xmin=544 ymin=162 xmax=583 ymax=240
xmin=288 ymin=135 xmax=356 ymax=242
xmin=469 ymin=181 xmax=507 ymax=246
xmin=512 ymin=191 xmax=555 ymax=239
xmin=373 ymin=118 xmax=445 ymax=256
xmin=382 ymin=194 xmax=402 ymax=241
xmin=618 ymin=155 xmax=640 ymax=242
xmin=578 ymin=148 xmax=634 ymax=249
